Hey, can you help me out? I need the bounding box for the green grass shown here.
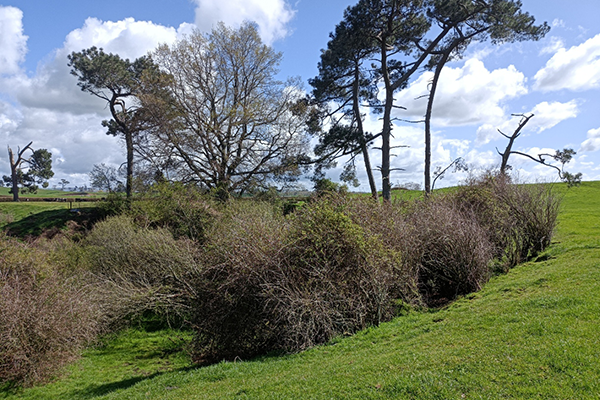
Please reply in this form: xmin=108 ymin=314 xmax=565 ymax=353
xmin=3 ymin=182 xmax=600 ymax=399
xmin=0 ymin=187 xmax=103 ymax=199
xmin=0 ymin=204 xmax=101 ymax=237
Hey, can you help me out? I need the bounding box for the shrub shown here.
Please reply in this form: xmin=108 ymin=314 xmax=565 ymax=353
xmin=189 ymin=201 xmax=287 ymax=362
xmin=403 ymin=198 xmax=494 ymax=304
xmin=82 ymin=215 xmax=201 ymax=328
xmin=273 ymin=198 xmax=404 ymax=350
xmin=190 ymin=198 xmax=406 ymax=362
xmin=129 ymin=182 xmax=217 ymax=243
xmin=0 ymin=235 xmax=101 ymax=386
xmin=450 ymin=173 xmax=560 ymax=270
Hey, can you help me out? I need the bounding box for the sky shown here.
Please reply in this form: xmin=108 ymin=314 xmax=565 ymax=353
xmin=1 ymin=0 xmax=599 ymax=191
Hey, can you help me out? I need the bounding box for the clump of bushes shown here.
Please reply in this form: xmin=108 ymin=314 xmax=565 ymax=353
xmin=449 ymin=173 xmax=560 ymax=271
xmin=129 ymin=181 xmax=218 ymax=243
xmin=189 ymin=198 xmax=410 ymax=362
xmin=0 ymin=235 xmax=102 ymax=386
xmin=81 ymin=215 xmax=202 ymax=328
xmin=0 ymin=172 xmax=562 ymax=385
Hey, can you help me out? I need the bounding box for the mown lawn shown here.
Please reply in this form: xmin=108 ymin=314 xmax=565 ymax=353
xmin=2 ymin=182 xmax=599 ymax=399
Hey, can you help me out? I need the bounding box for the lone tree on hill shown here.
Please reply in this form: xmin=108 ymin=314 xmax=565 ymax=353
xmin=68 ymin=47 xmax=160 ymax=203
xmin=3 ymin=142 xmax=54 ymax=202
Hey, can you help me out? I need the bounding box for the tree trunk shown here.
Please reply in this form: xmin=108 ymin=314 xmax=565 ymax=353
xmin=424 ymin=45 xmax=455 ymax=195
xmin=353 ymin=65 xmax=378 ymax=200
xmin=125 ymin=129 xmax=134 ymax=204
xmin=380 ymin=39 xmax=393 ymax=202
xmin=8 ymin=147 xmax=19 ymax=202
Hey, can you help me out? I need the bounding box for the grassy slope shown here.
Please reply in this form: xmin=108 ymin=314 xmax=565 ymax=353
xmin=3 ymin=182 xmax=600 ymax=399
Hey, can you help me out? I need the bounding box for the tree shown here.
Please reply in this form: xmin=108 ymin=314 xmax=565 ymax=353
xmin=324 ymin=0 xmax=433 ymax=201
xmin=140 ymin=23 xmax=311 ymax=199
xmin=497 ymin=113 xmax=580 ymax=184
xmin=3 ymin=142 xmax=54 ymax=202
xmin=309 ymin=7 xmax=381 ymax=199
xmin=421 ymin=0 xmax=549 ymax=194
xmin=68 ymin=47 xmax=159 ymax=202
xmin=88 ymin=163 xmax=125 ymax=192
xmin=59 ymin=178 xmax=70 ymax=191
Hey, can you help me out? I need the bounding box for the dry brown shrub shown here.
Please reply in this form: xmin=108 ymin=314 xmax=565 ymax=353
xmin=190 ymin=198 xmax=407 ymax=362
xmin=81 ymin=215 xmax=201 ymax=328
xmin=0 ymin=234 xmax=102 ymax=386
xmin=402 ymin=198 xmax=494 ymax=304
xmin=450 ymin=172 xmax=560 ymax=270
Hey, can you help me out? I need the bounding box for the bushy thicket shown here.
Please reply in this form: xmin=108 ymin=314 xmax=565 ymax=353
xmin=190 ymin=199 xmax=410 ymax=362
xmin=0 ymin=235 xmax=102 ymax=386
xmin=0 ymin=173 xmax=562 ymax=385
xmin=81 ymin=215 xmax=202 ymax=328
xmin=449 ymin=173 xmax=560 ymax=271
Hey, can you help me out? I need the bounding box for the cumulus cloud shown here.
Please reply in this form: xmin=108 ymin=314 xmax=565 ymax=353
xmin=475 ymin=100 xmax=579 ymax=145
xmin=540 ymin=36 xmax=565 ymax=56
xmin=581 ymin=127 xmax=600 ymax=152
xmin=393 ymin=58 xmax=527 ymax=127
xmin=528 ymin=101 xmax=579 ymax=132
xmin=0 ymin=6 xmax=27 ymax=75
xmin=192 ymin=0 xmax=295 ymax=44
xmin=534 ymin=33 xmax=600 ymax=92
xmin=1 ymin=17 xmax=190 ymax=115
xmin=0 ymin=16 xmax=193 ymax=183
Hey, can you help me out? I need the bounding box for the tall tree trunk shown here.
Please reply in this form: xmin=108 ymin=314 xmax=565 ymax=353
xmin=8 ymin=147 xmax=19 ymax=202
xmin=380 ymin=40 xmax=393 ymax=202
xmin=125 ymin=129 xmax=134 ymax=204
xmin=424 ymin=44 xmax=456 ymax=195
xmin=353 ymin=65 xmax=378 ymax=200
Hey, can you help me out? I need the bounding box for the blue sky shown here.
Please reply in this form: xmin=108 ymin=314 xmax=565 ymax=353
xmin=1 ymin=0 xmax=599 ymax=191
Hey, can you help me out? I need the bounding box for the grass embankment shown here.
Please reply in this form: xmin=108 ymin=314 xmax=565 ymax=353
xmin=3 ymin=182 xmax=599 ymax=399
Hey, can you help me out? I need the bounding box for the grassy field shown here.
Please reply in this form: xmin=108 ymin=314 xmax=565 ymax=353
xmin=2 ymin=182 xmax=599 ymax=399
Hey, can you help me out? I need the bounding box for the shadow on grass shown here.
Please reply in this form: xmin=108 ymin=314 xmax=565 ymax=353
xmin=4 ymin=207 xmax=102 ymax=238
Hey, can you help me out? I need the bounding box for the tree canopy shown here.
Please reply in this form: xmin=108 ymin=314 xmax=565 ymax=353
xmin=3 ymin=142 xmax=54 ymax=202
xmin=68 ymin=47 xmax=159 ymax=201
xmin=139 ymin=22 xmax=311 ymax=199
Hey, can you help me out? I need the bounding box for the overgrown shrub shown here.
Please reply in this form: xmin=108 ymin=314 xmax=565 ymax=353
xmin=82 ymin=215 xmax=201 ymax=328
xmin=0 ymin=235 xmax=101 ymax=386
xmin=403 ymin=198 xmax=494 ymax=304
xmin=190 ymin=198 xmax=407 ymax=362
xmin=189 ymin=201 xmax=287 ymax=362
xmin=129 ymin=182 xmax=217 ymax=242
xmin=450 ymin=173 xmax=560 ymax=270
xmin=273 ymin=199 xmax=404 ymax=350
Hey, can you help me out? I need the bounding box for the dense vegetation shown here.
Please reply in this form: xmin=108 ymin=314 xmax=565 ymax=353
xmin=1 ymin=173 xmax=565 ymax=390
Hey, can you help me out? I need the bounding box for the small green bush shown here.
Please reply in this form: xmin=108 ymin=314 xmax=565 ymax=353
xmin=130 ymin=182 xmax=217 ymax=242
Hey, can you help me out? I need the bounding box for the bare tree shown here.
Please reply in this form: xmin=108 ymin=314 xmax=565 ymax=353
xmin=497 ymin=113 xmax=580 ymax=185
xmin=141 ymin=23 xmax=311 ymax=199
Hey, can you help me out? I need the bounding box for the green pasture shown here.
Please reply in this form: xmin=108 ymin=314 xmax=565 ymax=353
xmin=2 ymin=181 xmax=599 ymax=399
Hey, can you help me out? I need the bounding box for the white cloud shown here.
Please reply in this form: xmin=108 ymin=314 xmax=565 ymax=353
xmin=534 ymin=33 xmax=600 ymax=92
xmin=528 ymin=100 xmax=579 ymax=132
xmin=0 ymin=6 xmax=27 ymax=75
xmin=552 ymin=19 xmax=565 ymax=28
xmin=581 ymin=127 xmax=600 ymax=152
xmin=540 ymin=36 xmax=565 ymax=56
xmin=192 ymin=0 xmax=295 ymax=44
xmin=393 ymin=58 xmax=527 ymax=127
xmin=0 ymin=16 xmax=192 ymax=183
xmin=0 ymin=17 xmax=190 ymax=115
xmin=475 ymin=100 xmax=578 ymax=145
